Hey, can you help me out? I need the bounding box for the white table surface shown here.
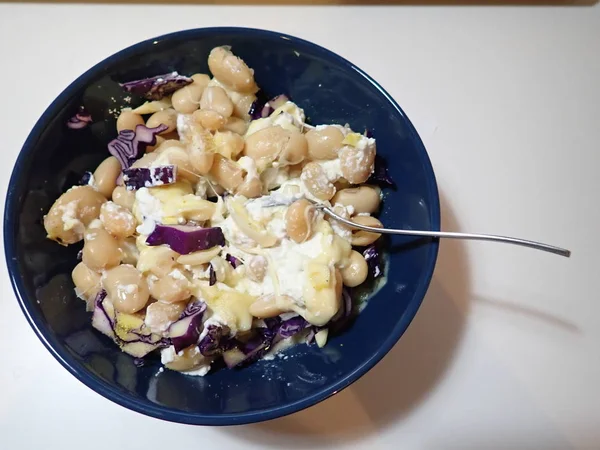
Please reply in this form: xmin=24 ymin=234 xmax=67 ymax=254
xmin=1 ymin=3 xmax=599 ymax=449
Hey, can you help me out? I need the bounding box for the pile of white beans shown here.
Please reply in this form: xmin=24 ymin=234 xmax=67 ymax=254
xmin=43 ymin=46 xmax=384 ymax=372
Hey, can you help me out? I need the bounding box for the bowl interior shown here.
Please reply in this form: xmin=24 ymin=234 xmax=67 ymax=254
xmin=4 ymin=28 xmax=439 ymax=425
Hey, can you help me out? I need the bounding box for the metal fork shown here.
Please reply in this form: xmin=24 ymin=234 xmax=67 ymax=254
xmin=314 ymin=203 xmax=571 ymax=258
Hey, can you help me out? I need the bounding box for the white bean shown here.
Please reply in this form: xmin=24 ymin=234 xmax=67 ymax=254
xmin=116 ymin=110 xmax=145 ymax=132
xmin=44 ymin=186 xmax=106 ymax=245
xmin=208 ymin=46 xmax=258 ymax=94
xmin=200 ymin=86 xmax=234 ymax=118
xmin=102 ymin=264 xmax=149 ymax=314
xmin=100 ymin=201 xmax=136 ymax=239
xmin=306 ymin=126 xmax=344 ymax=160
xmin=285 ymin=199 xmax=317 ymax=243
xmin=340 ymin=250 xmax=368 ymax=287
xmin=146 ymin=109 xmax=177 ymax=134
xmin=82 ymin=227 xmax=121 ymax=271
xmin=331 ymin=185 xmax=381 ymax=214
xmin=171 ymin=84 xmax=204 ymax=114
xmin=350 ymin=215 xmax=383 ymax=246
xmin=300 ymin=162 xmax=335 ymax=201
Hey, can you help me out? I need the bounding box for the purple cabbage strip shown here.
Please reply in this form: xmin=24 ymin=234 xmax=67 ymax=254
xmin=198 ymin=325 xmax=233 ymax=357
xmin=91 ymin=290 xmax=115 ymax=339
xmin=248 ymin=93 xmax=289 ymax=120
xmin=133 ymin=358 xmax=146 ymax=367
xmin=78 ymin=171 xmax=93 ymax=186
xmin=241 ymin=328 xmax=275 ymax=358
xmin=278 ymin=316 xmax=309 ymax=339
xmin=306 ymin=328 xmax=316 ymax=344
xmin=263 ymin=315 xmax=309 ymax=340
xmin=108 ymin=123 xmax=168 ymax=170
xmin=66 ymin=106 xmax=92 ymax=129
xmin=180 ymin=300 xmax=206 ymax=319
xmin=268 ymin=94 xmax=289 ymax=110
xmin=122 ymin=165 xmax=177 ymax=191
xmin=208 ymin=264 xmax=217 ymax=286
xmin=362 ymin=244 xmax=383 ymax=279
xmin=260 ymin=104 xmax=273 ymax=118
xmin=367 ymin=154 xmax=395 ymax=189
xmin=169 ymin=301 xmax=207 ymax=352
xmin=248 ymin=99 xmax=266 ymax=120
xmin=221 ymin=313 xmax=309 ymax=369
xmin=126 ymin=329 xmax=169 ymax=346
xmin=120 ymin=72 xmax=193 ymax=100
xmin=225 ymin=254 xmax=242 ymax=269
xmin=146 ymin=225 xmax=225 ymax=255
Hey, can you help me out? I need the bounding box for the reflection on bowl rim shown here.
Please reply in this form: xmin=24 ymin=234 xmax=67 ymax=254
xmin=3 ymin=27 xmax=440 ymax=426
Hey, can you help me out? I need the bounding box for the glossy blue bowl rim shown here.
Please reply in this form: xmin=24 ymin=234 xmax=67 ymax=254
xmin=4 ymin=27 xmax=440 ymax=426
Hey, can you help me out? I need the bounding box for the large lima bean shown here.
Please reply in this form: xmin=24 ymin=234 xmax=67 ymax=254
xmin=44 ymin=186 xmax=106 ymax=245
xmin=102 ymin=264 xmax=150 ymax=314
xmin=305 ymin=126 xmax=344 ymax=160
xmin=350 ymin=215 xmax=383 ymax=246
xmin=72 ymin=262 xmax=101 ymax=303
xmin=331 ymin=185 xmax=381 ymax=214
xmin=207 ymin=46 xmax=258 ymax=94
xmin=82 ymin=227 xmax=122 ymax=271
xmin=285 ymin=199 xmax=316 ymax=243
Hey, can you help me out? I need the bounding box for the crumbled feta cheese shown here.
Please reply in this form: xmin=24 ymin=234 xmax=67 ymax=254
xmin=199 ymin=313 xmax=226 ymax=341
xmin=316 ymin=124 xmax=351 ymax=136
xmin=161 ymin=346 xmax=177 ymax=364
xmin=176 ymin=114 xmax=193 ymax=143
xmin=134 ymin=188 xmax=163 ymax=234
xmin=317 ymin=159 xmax=343 ymax=182
xmin=183 ymin=364 xmax=211 ymax=377
xmin=60 ymin=201 xmax=83 ymax=233
xmin=88 ymin=219 xmax=103 ymax=229
xmin=234 ymin=232 xmax=325 ymax=301
xmin=169 ymin=269 xmax=187 ymax=280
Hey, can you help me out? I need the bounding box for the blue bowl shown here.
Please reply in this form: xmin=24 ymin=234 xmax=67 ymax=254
xmin=4 ymin=27 xmax=439 ymax=425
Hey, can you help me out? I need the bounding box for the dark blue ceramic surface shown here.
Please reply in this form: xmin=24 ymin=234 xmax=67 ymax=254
xmin=4 ymin=28 xmax=440 ymax=425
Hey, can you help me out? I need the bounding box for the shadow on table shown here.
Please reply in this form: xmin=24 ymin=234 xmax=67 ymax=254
xmin=2 ymin=0 xmax=598 ymax=5
xmin=223 ymin=190 xmax=472 ymax=447
xmin=474 ymin=295 xmax=581 ymax=333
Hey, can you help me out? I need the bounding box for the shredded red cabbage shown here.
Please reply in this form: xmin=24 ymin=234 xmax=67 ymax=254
xmin=91 ymin=290 xmax=113 ymax=337
xmin=168 ymin=301 xmax=207 ymax=352
xmin=122 ymin=165 xmax=177 ymax=191
xmin=108 ymin=124 xmax=168 ymax=170
xmin=120 ymin=71 xmax=193 ymax=100
xmin=91 ymin=290 xmax=170 ymax=355
xmin=277 ymin=315 xmax=309 ymax=338
xmin=133 ymin=358 xmax=146 ymax=367
xmin=198 ymin=325 xmax=233 ymax=357
xmin=268 ymin=94 xmax=289 ymax=109
xmin=362 ymin=244 xmax=383 ymax=279
xmin=367 ymin=154 xmax=395 ymax=189
xmin=225 ymin=254 xmax=242 ymax=268
xmin=248 ymin=94 xmax=289 ymax=120
xmin=208 ymin=263 xmax=217 ymax=286
xmin=67 ymin=106 xmax=92 ymax=129
xmin=79 ymin=171 xmax=93 ymax=186
xmin=179 ymin=300 xmax=206 ymax=319
xmin=146 ymin=225 xmax=225 ymax=255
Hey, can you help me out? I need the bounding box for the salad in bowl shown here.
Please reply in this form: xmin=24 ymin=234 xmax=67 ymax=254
xmin=44 ymin=45 xmax=393 ymax=377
